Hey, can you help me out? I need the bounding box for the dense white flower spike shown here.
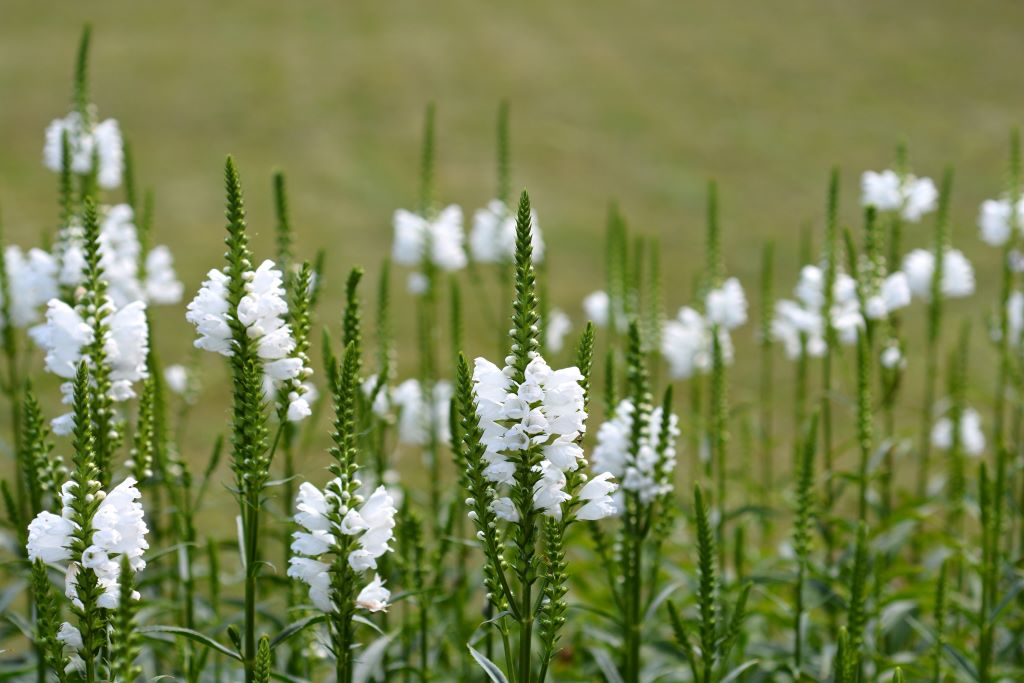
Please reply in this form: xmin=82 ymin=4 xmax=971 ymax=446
xmin=863 ymin=271 xmax=912 ymax=320
xmin=392 ymin=205 xmax=467 ymax=274
xmin=705 ymin=277 xmax=748 ymax=330
xmin=903 ymin=249 xmax=976 ymax=301
xmin=31 ymin=297 xmax=149 ymax=433
xmin=772 ymin=265 xmax=864 ymax=360
xmin=28 ymin=477 xmax=148 ymax=609
xmin=470 ymin=199 xmax=544 ymax=263
xmin=44 ymin=111 xmax=123 ymax=189
xmin=1 ymin=246 xmax=59 ymax=329
xmin=391 ymin=379 xmax=452 ymax=445
xmin=592 ymin=399 xmax=679 ymax=506
xmin=660 ymin=307 xmax=731 ymax=379
xmin=471 ymin=354 xmax=614 ymax=519
xmin=545 ymin=308 xmax=572 ymax=354
xmin=978 ymin=197 xmax=1024 ymax=247
xmin=56 ymin=204 xmax=183 ymax=307
xmin=931 ymin=408 xmax=985 ymax=457
xmin=861 ymin=169 xmax=939 ymax=222
xmin=288 ymin=482 xmax=397 ymax=613
xmin=187 ymin=259 xmax=313 ymax=422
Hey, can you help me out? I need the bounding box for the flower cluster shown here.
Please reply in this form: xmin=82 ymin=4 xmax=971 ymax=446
xmin=391 ymin=379 xmax=453 ymax=445
xmin=592 ymin=399 xmax=679 ymax=505
xmin=931 ymin=408 xmax=985 ymax=457
xmin=56 ymin=204 xmax=183 ymax=307
xmin=392 ymin=205 xmax=467 ymax=291
xmin=1 ymin=246 xmax=59 ymax=329
xmin=288 ymin=482 xmax=397 ymax=613
xmin=472 ymin=354 xmax=616 ymax=520
xmin=902 ymin=249 xmax=976 ymax=301
xmin=978 ymin=195 xmax=1024 ymax=247
xmin=186 ymin=259 xmax=313 ymax=421
xmin=31 ymin=298 xmax=149 ymax=434
xmin=861 ymin=169 xmax=938 ymax=222
xmin=44 ymin=110 xmax=123 ymax=189
xmin=470 ymin=199 xmax=544 ymax=264
xmin=772 ymin=265 xmax=863 ymax=359
xmin=27 ymin=477 xmax=148 ymax=609
xmin=660 ymin=278 xmax=746 ymax=379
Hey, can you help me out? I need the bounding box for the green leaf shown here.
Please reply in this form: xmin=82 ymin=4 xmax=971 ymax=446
xmin=720 ymin=659 xmax=761 ymax=683
xmin=268 ymin=614 xmax=327 ymax=649
xmin=467 ymin=644 xmax=509 ymax=683
xmin=589 ymin=647 xmax=625 ymax=683
xmin=139 ymin=625 xmax=242 ymax=661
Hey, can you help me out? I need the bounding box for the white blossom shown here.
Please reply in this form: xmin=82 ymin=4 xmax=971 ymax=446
xmin=1 ymin=246 xmax=59 ymax=328
xmin=861 ymin=169 xmax=938 ymax=222
xmin=355 ymin=574 xmax=390 ymax=613
xmin=660 ymin=307 xmax=730 ymax=378
xmin=705 ymin=277 xmax=748 ymax=330
xmin=545 ymin=308 xmax=572 ymax=353
xmin=164 ymin=364 xmax=189 ymax=395
xmin=44 ymin=112 xmax=123 ymax=189
xmin=392 ymin=379 xmax=452 ymax=445
xmin=392 ymin=205 xmax=467 ymax=272
xmin=592 ymin=399 xmax=678 ymax=506
xmin=576 ymin=473 xmax=618 ymax=521
xmin=903 ymin=249 xmax=975 ymax=301
xmin=470 ymin=199 xmax=544 ymax=263
xmin=978 ymin=197 xmax=1024 ymax=247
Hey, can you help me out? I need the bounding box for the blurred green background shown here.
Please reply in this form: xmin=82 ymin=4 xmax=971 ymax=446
xmin=1 ymin=0 xmax=1023 ymax=477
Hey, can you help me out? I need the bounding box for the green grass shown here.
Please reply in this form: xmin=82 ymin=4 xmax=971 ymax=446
xmin=0 ymin=0 xmax=1022 ymax=468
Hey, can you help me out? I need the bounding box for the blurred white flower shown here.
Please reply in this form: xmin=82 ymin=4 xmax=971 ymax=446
xmin=705 ymin=277 xmax=748 ymax=330
xmin=470 ymin=199 xmax=543 ymax=263
xmin=861 ymin=169 xmax=938 ymax=222
xmin=545 ymin=308 xmax=572 ymax=353
xmin=392 ymin=205 xmax=467 ymax=272
xmin=903 ymin=249 xmax=975 ymax=301
xmin=1 ymin=246 xmax=59 ymax=329
xmin=931 ymin=408 xmax=985 ymax=457
xmin=978 ymin=197 xmax=1024 ymax=247
xmin=44 ymin=112 xmax=123 ymax=189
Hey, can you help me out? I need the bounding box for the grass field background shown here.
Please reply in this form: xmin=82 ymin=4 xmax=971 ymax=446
xmin=1 ymin=1 xmax=1023 ymax=476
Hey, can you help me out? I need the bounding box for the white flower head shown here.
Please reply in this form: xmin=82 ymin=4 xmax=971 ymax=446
xmin=393 ymin=205 xmax=467 ymax=272
xmin=470 ymin=199 xmax=544 ymax=264
xmin=355 ymin=574 xmax=391 ymax=612
xmin=861 ymin=169 xmax=938 ymax=222
xmin=705 ymin=277 xmax=748 ymax=330
xmin=903 ymin=249 xmax=975 ymax=301
xmin=44 ymin=112 xmax=124 ymax=189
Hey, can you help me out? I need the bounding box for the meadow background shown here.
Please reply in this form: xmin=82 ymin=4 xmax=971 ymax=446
xmin=1 ymin=0 xmax=1023 ymax=472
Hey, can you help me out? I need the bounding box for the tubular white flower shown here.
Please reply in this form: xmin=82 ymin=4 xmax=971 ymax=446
xmin=392 ymin=205 xmax=467 ymax=272
xmin=592 ymin=399 xmax=678 ymax=505
xmin=582 ymin=290 xmax=611 ymax=328
xmin=861 ymin=169 xmax=938 ymax=222
xmin=660 ymin=307 xmax=730 ymax=379
xmin=355 ymin=574 xmax=391 ymax=613
xmin=705 ymin=277 xmax=748 ymax=330
xmin=576 ymin=472 xmax=618 ymax=521
xmin=392 ymin=379 xmax=452 ymax=445
xmin=2 ymin=246 xmax=58 ymax=329
xmin=289 ymin=483 xmax=397 ymax=613
xmin=143 ymin=246 xmax=185 ymax=304
xmin=470 ymin=199 xmax=544 ymax=264
xmin=29 ymin=477 xmax=147 ymax=610
xmin=772 ymin=264 xmax=866 ymax=359
xmin=164 ymin=364 xmax=189 ymax=395
xmin=903 ymin=249 xmax=975 ymax=301
xmin=44 ymin=112 xmax=123 ymax=189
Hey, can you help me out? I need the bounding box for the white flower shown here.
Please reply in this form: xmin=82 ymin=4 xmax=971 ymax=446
xmin=490 ymin=496 xmax=520 ymax=522
xmin=592 ymin=399 xmax=678 ymax=505
xmin=355 ymin=574 xmax=391 ymax=613
xmin=56 ymin=622 xmax=83 ymax=651
xmin=880 ymin=344 xmax=904 ymax=370
xmin=287 ymin=557 xmax=333 ymax=612
xmin=392 ymin=379 xmax=452 ymax=445
xmin=903 ymin=249 xmax=975 ymax=301
xmin=31 ymin=300 xmax=93 ymax=379
xmin=470 ymin=199 xmax=544 ymax=264
xmin=186 ymin=269 xmax=232 ymax=355
xmin=576 ymin=472 xmax=618 ymax=521
xmin=392 ymin=205 xmax=467 ymax=271
xmin=660 ymin=307 xmax=724 ymax=378
xmin=362 ymin=375 xmax=392 ymax=418
xmin=931 ymin=408 xmax=985 ymax=457
xmin=545 ymin=309 xmax=572 ymax=353
xmin=705 ymin=278 xmax=748 ymax=330
xmin=105 ymin=301 xmax=150 ymax=398
xmin=582 ymin=290 xmax=611 ymax=328
xmin=2 ymin=246 xmax=58 ymax=328
xmin=144 ymin=246 xmax=184 ymax=304
xmin=164 ymin=364 xmax=189 ymax=395
xmin=864 ymin=272 xmax=911 ymax=321
xmin=27 ymin=511 xmax=75 ymax=563
xmin=532 ymin=461 xmax=571 ymax=518
xmin=861 ymin=169 xmax=938 ymax=222
xmin=44 ymin=112 xmax=123 ymax=189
